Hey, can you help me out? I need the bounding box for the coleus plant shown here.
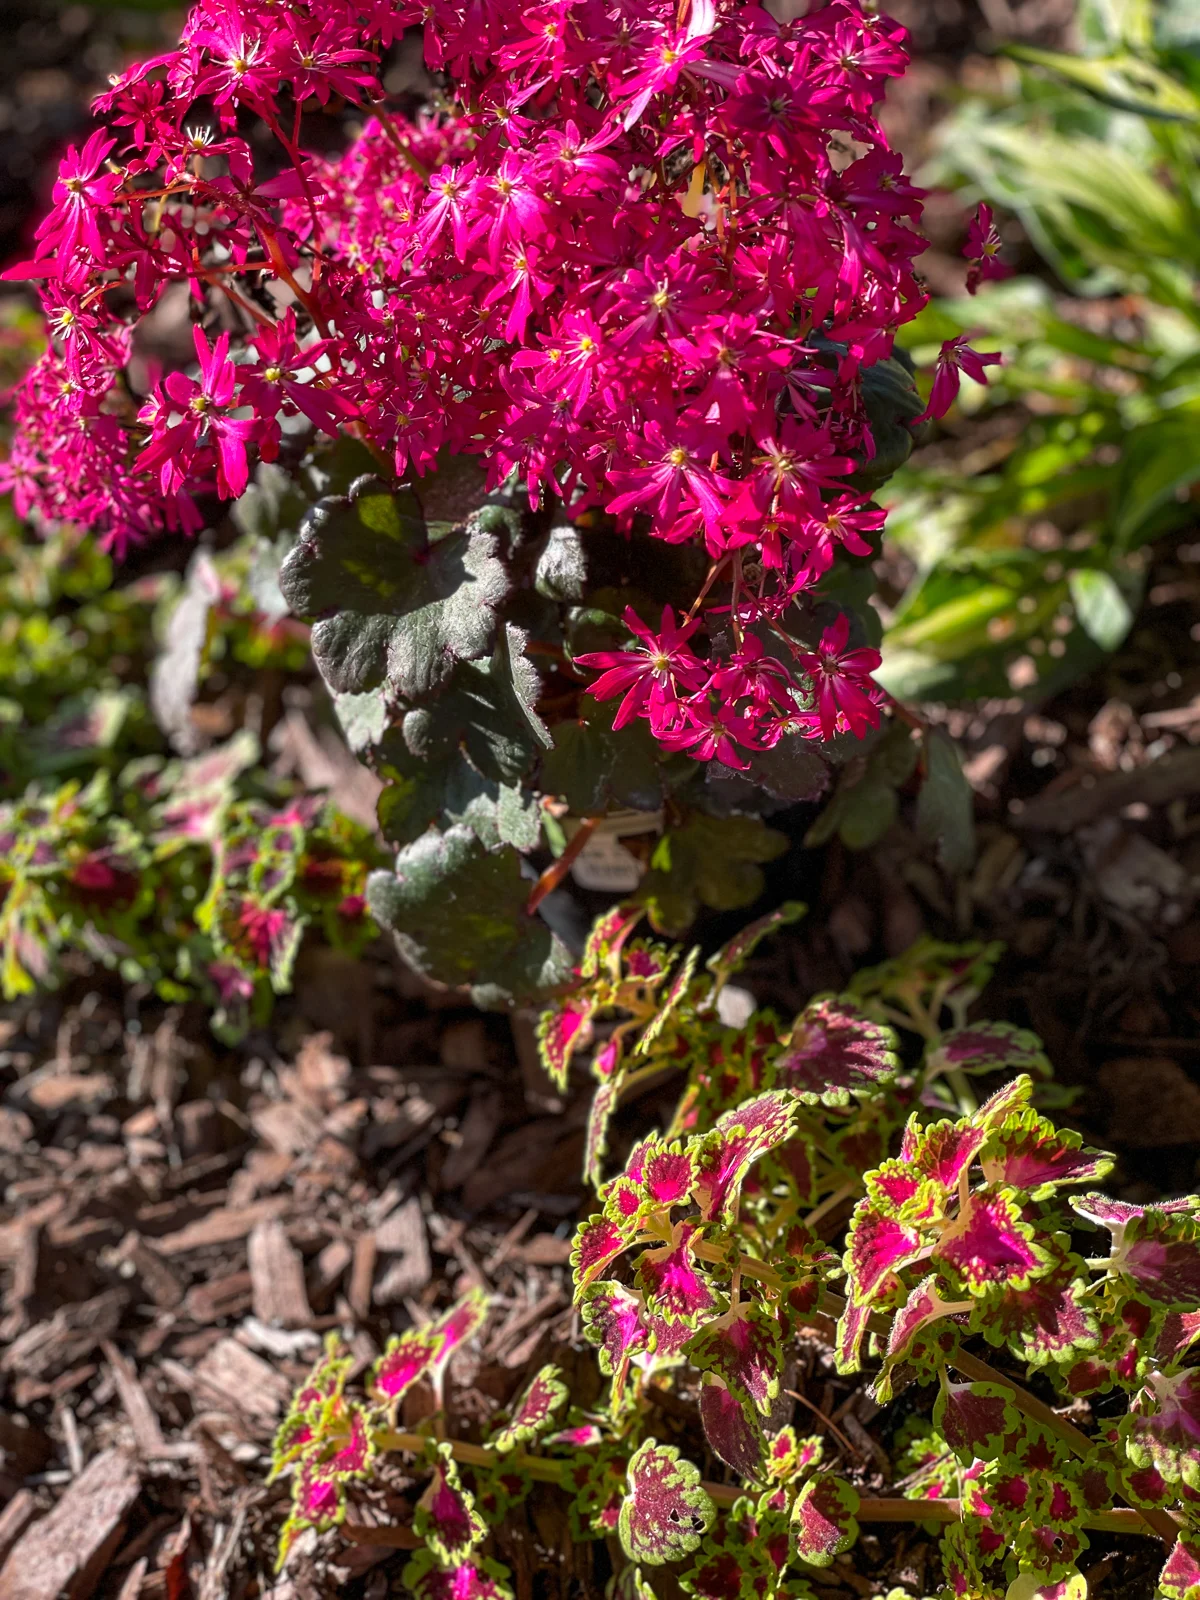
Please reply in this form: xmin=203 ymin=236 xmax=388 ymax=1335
xmin=1 ymin=0 xmax=996 ymax=1001
xmin=274 ymin=909 xmax=1200 ymax=1598
xmin=0 ymin=730 xmax=381 ymax=1039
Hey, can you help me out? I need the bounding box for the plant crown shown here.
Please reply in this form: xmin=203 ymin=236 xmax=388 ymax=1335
xmin=2 ymin=0 xmax=998 ymax=1000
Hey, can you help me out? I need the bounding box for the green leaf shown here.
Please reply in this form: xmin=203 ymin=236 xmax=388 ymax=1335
xmin=1004 ymin=43 xmax=1200 ymax=123
xmin=850 ymin=352 xmax=926 ymax=494
xmin=332 ymin=689 xmax=391 ymax=755
xmin=396 ymin=626 xmax=550 ymax=788
xmin=366 ymin=825 xmax=572 ymax=1001
xmin=279 ymin=474 xmax=509 ymax=698
xmin=376 ymin=748 xmax=538 ymax=852
xmin=916 ymin=731 xmax=975 ymax=874
xmin=534 ymin=525 xmax=588 ymax=601
xmin=1067 ymin=568 xmax=1134 ymax=650
xmin=1113 ymin=407 xmax=1200 ymax=545
xmin=638 ymin=813 xmax=787 ymax=935
xmin=539 ymin=698 xmax=668 ymax=815
xmin=805 ymin=724 xmax=916 ymax=851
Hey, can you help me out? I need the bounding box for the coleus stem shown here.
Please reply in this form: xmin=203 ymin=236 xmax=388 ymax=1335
xmin=815 ymin=1294 xmax=1180 ymax=1545
xmin=371 ymin=1431 xmax=1178 ymax=1537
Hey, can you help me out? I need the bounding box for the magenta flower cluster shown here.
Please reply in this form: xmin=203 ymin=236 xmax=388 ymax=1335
xmin=2 ymin=0 xmax=999 ymax=763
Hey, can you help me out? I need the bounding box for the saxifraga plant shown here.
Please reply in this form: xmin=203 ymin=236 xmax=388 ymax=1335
xmin=1 ymin=0 xmax=1001 ymax=1003
xmin=274 ymin=907 xmax=1200 ymax=1600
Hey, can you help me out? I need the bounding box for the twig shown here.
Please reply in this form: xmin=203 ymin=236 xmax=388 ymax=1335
xmin=525 ymin=818 xmax=599 ymax=914
xmin=784 ymin=1388 xmax=862 ymax=1460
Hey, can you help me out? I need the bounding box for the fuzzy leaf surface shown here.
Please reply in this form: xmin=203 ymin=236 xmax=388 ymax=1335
xmin=279 ymin=475 xmax=508 ymax=697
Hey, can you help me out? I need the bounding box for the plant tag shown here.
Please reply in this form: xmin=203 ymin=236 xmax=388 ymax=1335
xmin=570 ymin=812 xmax=662 ymax=894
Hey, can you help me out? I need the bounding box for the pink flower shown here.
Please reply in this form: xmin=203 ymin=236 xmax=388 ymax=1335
xmin=35 ymin=131 xmax=120 ymax=262
xmin=241 ymin=310 xmax=358 ymax=436
xmin=4 ymin=0 xmax=940 ymax=770
xmin=964 ymin=203 xmax=1010 ymax=294
xmin=797 ymin=614 xmax=882 ymax=739
xmin=606 ymin=419 xmax=733 ymax=534
xmin=575 ymin=605 xmax=708 ymax=731
xmin=138 ymin=325 xmax=258 ymax=499
xmin=915 ymin=335 xmax=1003 ymax=423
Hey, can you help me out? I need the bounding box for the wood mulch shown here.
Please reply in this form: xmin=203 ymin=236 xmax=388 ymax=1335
xmin=0 ymin=957 xmax=597 ymax=1599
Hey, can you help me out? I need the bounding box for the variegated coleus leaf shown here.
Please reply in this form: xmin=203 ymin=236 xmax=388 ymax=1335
xmin=1159 ymin=1531 xmax=1200 ymax=1600
xmin=972 ymin=1251 xmax=1101 ymax=1370
xmin=699 ymin=1375 xmax=765 ymax=1479
xmin=777 ymin=1221 xmax=838 ymax=1330
xmin=934 ymin=1186 xmax=1049 ymax=1296
xmin=870 ymin=1273 xmax=972 ymax=1401
xmin=415 ymin=1443 xmax=488 ymax=1566
xmin=637 ymin=944 xmax=700 ymax=1054
xmin=834 ymin=1292 xmax=876 ymax=1376
xmin=980 ymin=1109 xmax=1111 ymax=1200
xmin=277 ymin=1398 xmax=375 ymax=1569
xmin=1073 ymin=1197 xmax=1200 ymax=1311
xmin=619 ymin=1439 xmax=716 ymax=1566
xmin=572 ymin=1210 xmax=637 ymax=1295
xmin=692 ymin=1091 xmax=796 ymax=1223
xmin=1004 ymin=1570 xmax=1087 ymax=1600
xmin=609 ymin=1563 xmax=657 ymax=1600
xmin=271 ymin=1332 xmax=353 ymax=1479
xmin=579 ymin=1281 xmax=651 ymax=1410
xmin=402 ymin=1550 xmax=515 ymax=1600
xmin=764 ymin=1425 xmax=824 ymax=1483
xmin=940 ymin=1517 xmax=1007 ymax=1600
xmin=846 ymin=936 xmax=1003 ymax=1022
xmin=567 ymin=1444 xmax=626 ymax=1540
xmin=706 ymin=900 xmax=806 ymax=987
xmin=472 ymin=1461 xmax=532 ymax=1525
xmin=901 ymin=1114 xmax=987 ymax=1198
xmin=371 ymin=1325 xmax=445 ymax=1412
xmin=972 ymin=1071 xmax=1036 ymax=1133
xmin=1123 ymin=1367 xmax=1200 ymax=1491
xmin=926 ymin=1022 xmax=1050 ymax=1081
xmin=580 ymin=902 xmax=644 ymax=981
xmin=933 ymin=1380 xmax=1020 ymax=1467
xmin=434 ymin=1285 xmax=492 ymax=1365
xmin=624 ymin=939 xmax=677 ymax=990
xmin=685 ymin=1300 xmax=782 ymax=1416
xmin=774 ymin=996 xmax=899 ymax=1108
xmin=584 ymin=1079 xmax=619 ymax=1189
xmin=592 ymin=1034 xmax=623 ymax=1085
xmin=871 ymin=1313 xmax=962 ymax=1406
xmin=789 ymin=1473 xmax=860 ymax=1568
xmin=537 ymin=993 xmax=595 ymax=1092
xmin=680 ymin=1491 xmax=785 ymax=1600
xmin=892 ymin=1416 xmax=960 ymax=1503
xmin=635 ymin=1220 xmax=725 ymax=1329
xmin=843 ymin=1201 xmax=926 ymax=1306
xmin=490 ymin=1363 xmax=568 ymax=1454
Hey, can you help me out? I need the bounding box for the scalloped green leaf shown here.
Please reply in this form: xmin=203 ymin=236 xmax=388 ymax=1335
xmin=366 ymin=824 xmax=572 ymax=1001
xmin=279 ymin=474 xmax=509 ymax=697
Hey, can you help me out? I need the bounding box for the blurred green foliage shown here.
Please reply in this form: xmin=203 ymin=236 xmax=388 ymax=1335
xmin=0 ymin=523 xmax=383 ymax=1038
xmin=882 ymin=0 xmax=1200 ymax=704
